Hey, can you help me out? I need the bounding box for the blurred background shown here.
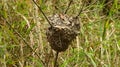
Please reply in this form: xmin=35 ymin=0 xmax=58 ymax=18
xmin=0 ymin=0 xmax=120 ymax=67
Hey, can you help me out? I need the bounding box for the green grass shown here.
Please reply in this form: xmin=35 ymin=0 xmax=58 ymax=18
xmin=0 ymin=0 xmax=120 ymax=67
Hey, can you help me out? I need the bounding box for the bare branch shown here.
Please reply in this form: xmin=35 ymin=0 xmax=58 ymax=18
xmin=32 ymin=0 xmax=52 ymax=27
xmin=64 ymin=0 xmax=73 ymax=14
xmin=75 ymin=1 xmax=86 ymax=18
xmin=54 ymin=51 xmax=59 ymax=67
xmin=76 ymin=0 xmax=97 ymax=18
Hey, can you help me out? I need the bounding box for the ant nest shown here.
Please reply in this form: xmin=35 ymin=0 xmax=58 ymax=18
xmin=46 ymin=14 xmax=80 ymax=52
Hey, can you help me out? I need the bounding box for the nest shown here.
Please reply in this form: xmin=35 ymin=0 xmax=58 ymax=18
xmin=46 ymin=14 xmax=80 ymax=52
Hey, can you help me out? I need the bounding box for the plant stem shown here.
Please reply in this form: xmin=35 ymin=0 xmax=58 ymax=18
xmin=64 ymin=0 xmax=73 ymax=14
xmin=32 ymin=0 xmax=53 ymax=27
xmin=54 ymin=51 xmax=59 ymax=67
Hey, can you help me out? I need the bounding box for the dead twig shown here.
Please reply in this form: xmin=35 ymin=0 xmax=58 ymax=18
xmin=76 ymin=0 xmax=97 ymax=18
xmin=54 ymin=51 xmax=59 ymax=67
xmin=32 ymin=0 xmax=52 ymax=27
xmin=75 ymin=1 xmax=86 ymax=18
xmin=64 ymin=0 xmax=73 ymax=14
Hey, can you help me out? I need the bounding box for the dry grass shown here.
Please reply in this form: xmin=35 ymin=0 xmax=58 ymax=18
xmin=0 ymin=0 xmax=120 ymax=67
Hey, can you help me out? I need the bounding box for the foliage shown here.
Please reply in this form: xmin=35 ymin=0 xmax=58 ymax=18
xmin=0 ymin=0 xmax=120 ymax=67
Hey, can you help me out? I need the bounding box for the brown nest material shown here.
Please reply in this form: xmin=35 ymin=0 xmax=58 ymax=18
xmin=46 ymin=14 xmax=80 ymax=52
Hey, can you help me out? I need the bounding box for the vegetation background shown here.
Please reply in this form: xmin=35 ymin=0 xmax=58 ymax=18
xmin=0 ymin=0 xmax=120 ymax=67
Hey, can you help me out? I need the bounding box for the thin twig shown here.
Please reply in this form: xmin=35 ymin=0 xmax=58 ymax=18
xmin=64 ymin=0 xmax=73 ymax=14
xmin=76 ymin=0 xmax=97 ymax=18
xmin=54 ymin=51 xmax=59 ymax=67
xmin=75 ymin=1 xmax=86 ymax=18
xmin=32 ymin=0 xmax=52 ymax=27
xmin=1 ymin=15 xmax=45 ymax=66
xmin=83 ymin=0 xmax=97 ymax=11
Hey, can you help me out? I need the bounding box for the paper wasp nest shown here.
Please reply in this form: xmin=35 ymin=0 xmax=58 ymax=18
xmin=46 ymin=14 xmax=80 ymax=52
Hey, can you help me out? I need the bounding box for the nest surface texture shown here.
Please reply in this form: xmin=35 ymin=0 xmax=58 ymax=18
xmin=46 ymin=14 xmax=80 ymax=52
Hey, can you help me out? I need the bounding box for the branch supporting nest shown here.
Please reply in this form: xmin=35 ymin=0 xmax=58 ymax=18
xmin=64 ymin=0 xmax=73 ymax=14
xmin=32 ymin=0 xmax=53 ymax=27
xmin=54 ymin=51 xmax=59 ymax=67
xmin=75 ymin=0 xmax=86 ymax=18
